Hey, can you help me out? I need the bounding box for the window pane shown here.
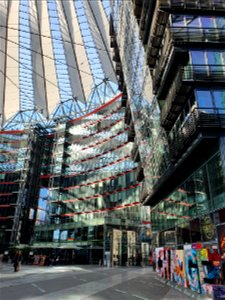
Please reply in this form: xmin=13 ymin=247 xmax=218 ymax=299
xmin=201 ymin=17 xmax=215 ymax=28
xmin=191 ymin=51 xmax=206 ymax=64
xmin=213 ymin=90 xmax=225 ymax=111
xmin=195 ymin=90 xmax=213 ymax=108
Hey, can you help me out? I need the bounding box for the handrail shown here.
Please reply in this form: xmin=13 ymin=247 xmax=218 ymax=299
xmin=68 ymin=93 xmax=122 ymax=124
xmin=168 ymin=107 xmax=225 ymax=158
xmin=183 ymin=64 xmax=225 ymax=81
xmin=161 ymin=67 xmax=183 ymax=123
xmin=158 ymin=0 xmax=225 ymax=10
xmin=161 ymin=65 xmax=225 ymax=125
xmin=170 ymin=26 xmax=225 ymax=42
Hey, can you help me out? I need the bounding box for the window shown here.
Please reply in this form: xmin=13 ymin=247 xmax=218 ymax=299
xmin=195 ymin=89 xmax=225 ymax=112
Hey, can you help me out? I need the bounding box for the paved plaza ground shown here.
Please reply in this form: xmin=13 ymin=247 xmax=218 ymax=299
xmin=0 ymin=263 xmax=212 ymax=300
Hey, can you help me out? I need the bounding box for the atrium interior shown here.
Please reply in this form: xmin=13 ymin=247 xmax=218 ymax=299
xmin=0 ymin=0 xmax=225 ymax=298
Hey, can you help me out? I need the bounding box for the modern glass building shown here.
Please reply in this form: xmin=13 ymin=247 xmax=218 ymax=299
xmin=33 ymin=94 xmax=150 ymax=265
xmin=0 ymin=0 xmax=151 ymax=266
xmin=1 ymin=0 xmax=225 ymax=292
xmin=110 ymin=0 xmax=225 ymax=294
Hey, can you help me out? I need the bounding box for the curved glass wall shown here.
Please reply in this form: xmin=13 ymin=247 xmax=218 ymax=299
xmin=34 ymin=95 xmax=149 ymax=251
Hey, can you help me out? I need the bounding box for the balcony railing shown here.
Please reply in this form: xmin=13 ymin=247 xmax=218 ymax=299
xmin=161 ymin=68 xmax=184 ymax=126
xmin=183 ymin=64 xmax=225 ymax=82
xmin=132 ymin=0 xmax=143 ymax=21
xmin=171 ymin=26 xmax=225 ymax=44
xmin=146 ymin=6 xmax=169 ymax=68
xmin=158 ymin=0 xmax=225 ymax=11
xmin=152 ymin=24 xmax=225 ymax=90
xmin=152 ymin=35 xmax=174 ymax=91
xmin=161 ymin=64 xmax=225 ymax=128
xmin=168 ymin=107 xmax=225 ymax=159
xmin=139 ymin=0 xmax=156 ymax=44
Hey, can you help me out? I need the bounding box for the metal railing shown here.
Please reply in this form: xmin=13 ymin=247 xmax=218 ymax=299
xmin=171 ymin=26 xmax=225 ymax=43
xmin=168 ymin=107 xmax=225 ymax=158
xmin=160 ymin=64 xmax=225 ymax=127
xmin=159 ymin=0 xmax=225 ymax=10
xmin=161 ymin=68 xmax=184 ymax=124
xmin=183 ymin=64 xmax=225 ymax=81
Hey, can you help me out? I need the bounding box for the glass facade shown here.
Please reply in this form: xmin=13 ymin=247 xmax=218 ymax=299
xmin=110 ymin=0 xmax=225 ymax=292
xmin=151 ymin=151 xmax=225 ymax=232
xmin=32 ymin=94 xmax=150 ymax=264
xmin=110 ymin=0 xmax=225 ymax=246
xmin=0 ymin=128 xmax=44 ymax=246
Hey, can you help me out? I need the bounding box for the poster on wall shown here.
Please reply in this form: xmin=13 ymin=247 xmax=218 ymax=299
xmin=127 ymin=231 xmax=136 ymax=261
xmin=162 ymin=248 xmax=171 ymax=281
xmin=196 ymin=248 xmax=209 ymax=294
xmin=112 ymin=229 xmax=122 ymax=266
xmin=213 ymin=285 xmax=225 ymax=300
xmin=170 ymin=250 xmax=176 ymax=282
xmin=217 ymin=224 xmax=225 ymax=260
xmin=156 ymin=247 xmax=164 ymax=277
xmin=201 ymin=215 xmax=216 ymax=242
xmin=174 ymin=250 xmax=186 ymax=287
xmin=184 ymin=245 xmax=201 ymax=293
xmin=197 ymin=247 xmax=222 ymax=295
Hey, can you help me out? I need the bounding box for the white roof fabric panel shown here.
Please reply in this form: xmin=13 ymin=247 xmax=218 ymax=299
xmin=4 ymin=1 xmax=20 ymax=123
xmin=0 ymin=0 xmax=9 ymax=126
xmin=35 ymin=0 xmax=60 ymax=115
xmin=83 ymin=0 xmax=117 ymax=84
xmin=61 ymin=0 xmax=93 ymax=101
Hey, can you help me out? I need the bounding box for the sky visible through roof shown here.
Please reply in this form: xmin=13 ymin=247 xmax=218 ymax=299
xmin=3 ymin=0 xmax=117 ymax=130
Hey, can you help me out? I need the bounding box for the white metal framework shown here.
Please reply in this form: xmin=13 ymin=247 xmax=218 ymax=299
xmin=0 ymin=0 xmax=117 ymax=129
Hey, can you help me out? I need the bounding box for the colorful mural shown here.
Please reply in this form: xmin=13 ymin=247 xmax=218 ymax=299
xmin=156 ymin=247 xmax=164 ymax=277
xmin=155 ymin=244 xmax=224 ymax=296
xmin=217 ymin=224 xmax=225 ymax=261
xmin=173 ymin=250 xmax=186 ymax=287
xmin=165 ymin=248 xmax=171 ymax=281
xmin=184 ymin=245 xmax=201 ymax=293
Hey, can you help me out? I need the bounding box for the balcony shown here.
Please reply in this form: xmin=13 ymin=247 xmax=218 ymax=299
xmin=139 ymin=0 xmax=156 ymax=44
xmin=168 ymin=107 xmax=225 ymax=160
xmin=183 ymin=64 xmax=225 ymax=83
xmin=153 ymin=45 xmax=188 ymax=96
xmin=146 ymin=5 xmax=169 ymax=68
xmin=158 ymin=0 xmax=225 ymax=15
xmin=132 ymin=0 xmax=143 ymax=22
xmin=160 ymin=65 xmax=225 ymax=130
xmin=143 ymin=107 xmax=224 ymax=206
xmin=171 ymin=26 xmax=225 ymax=47
xmin=151 ymin=22 xmax=225 ymax=94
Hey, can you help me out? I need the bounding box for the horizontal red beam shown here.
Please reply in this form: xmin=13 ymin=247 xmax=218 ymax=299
xmin=68 ymin=117 xmax=124 ymax=144
xmin=54 ymin=183 xmax=141 ymax=203
xmin=71 ymin=141 xmax=129 ymax=164
xmin=64 ymin=155 xmax=131 ymax=177
xmin=83 ymin=105 xmax=122 ymax=129
xmin=80 ymin=128 xmax=129 ymax=151
xmin=0 ymin=130 xmax=25 ymax=135
xmin=0 ymin=216 xmax=13 ymax=220
xmin=152 ymin=210 xmax=190 ymax=219
xmin=51 ymin=201 xmax=141 ymax=217
xmin=69 ymin=93 xmax=122 ymax=124
xmin=64 ymin=167 xmax=137 ymax=190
